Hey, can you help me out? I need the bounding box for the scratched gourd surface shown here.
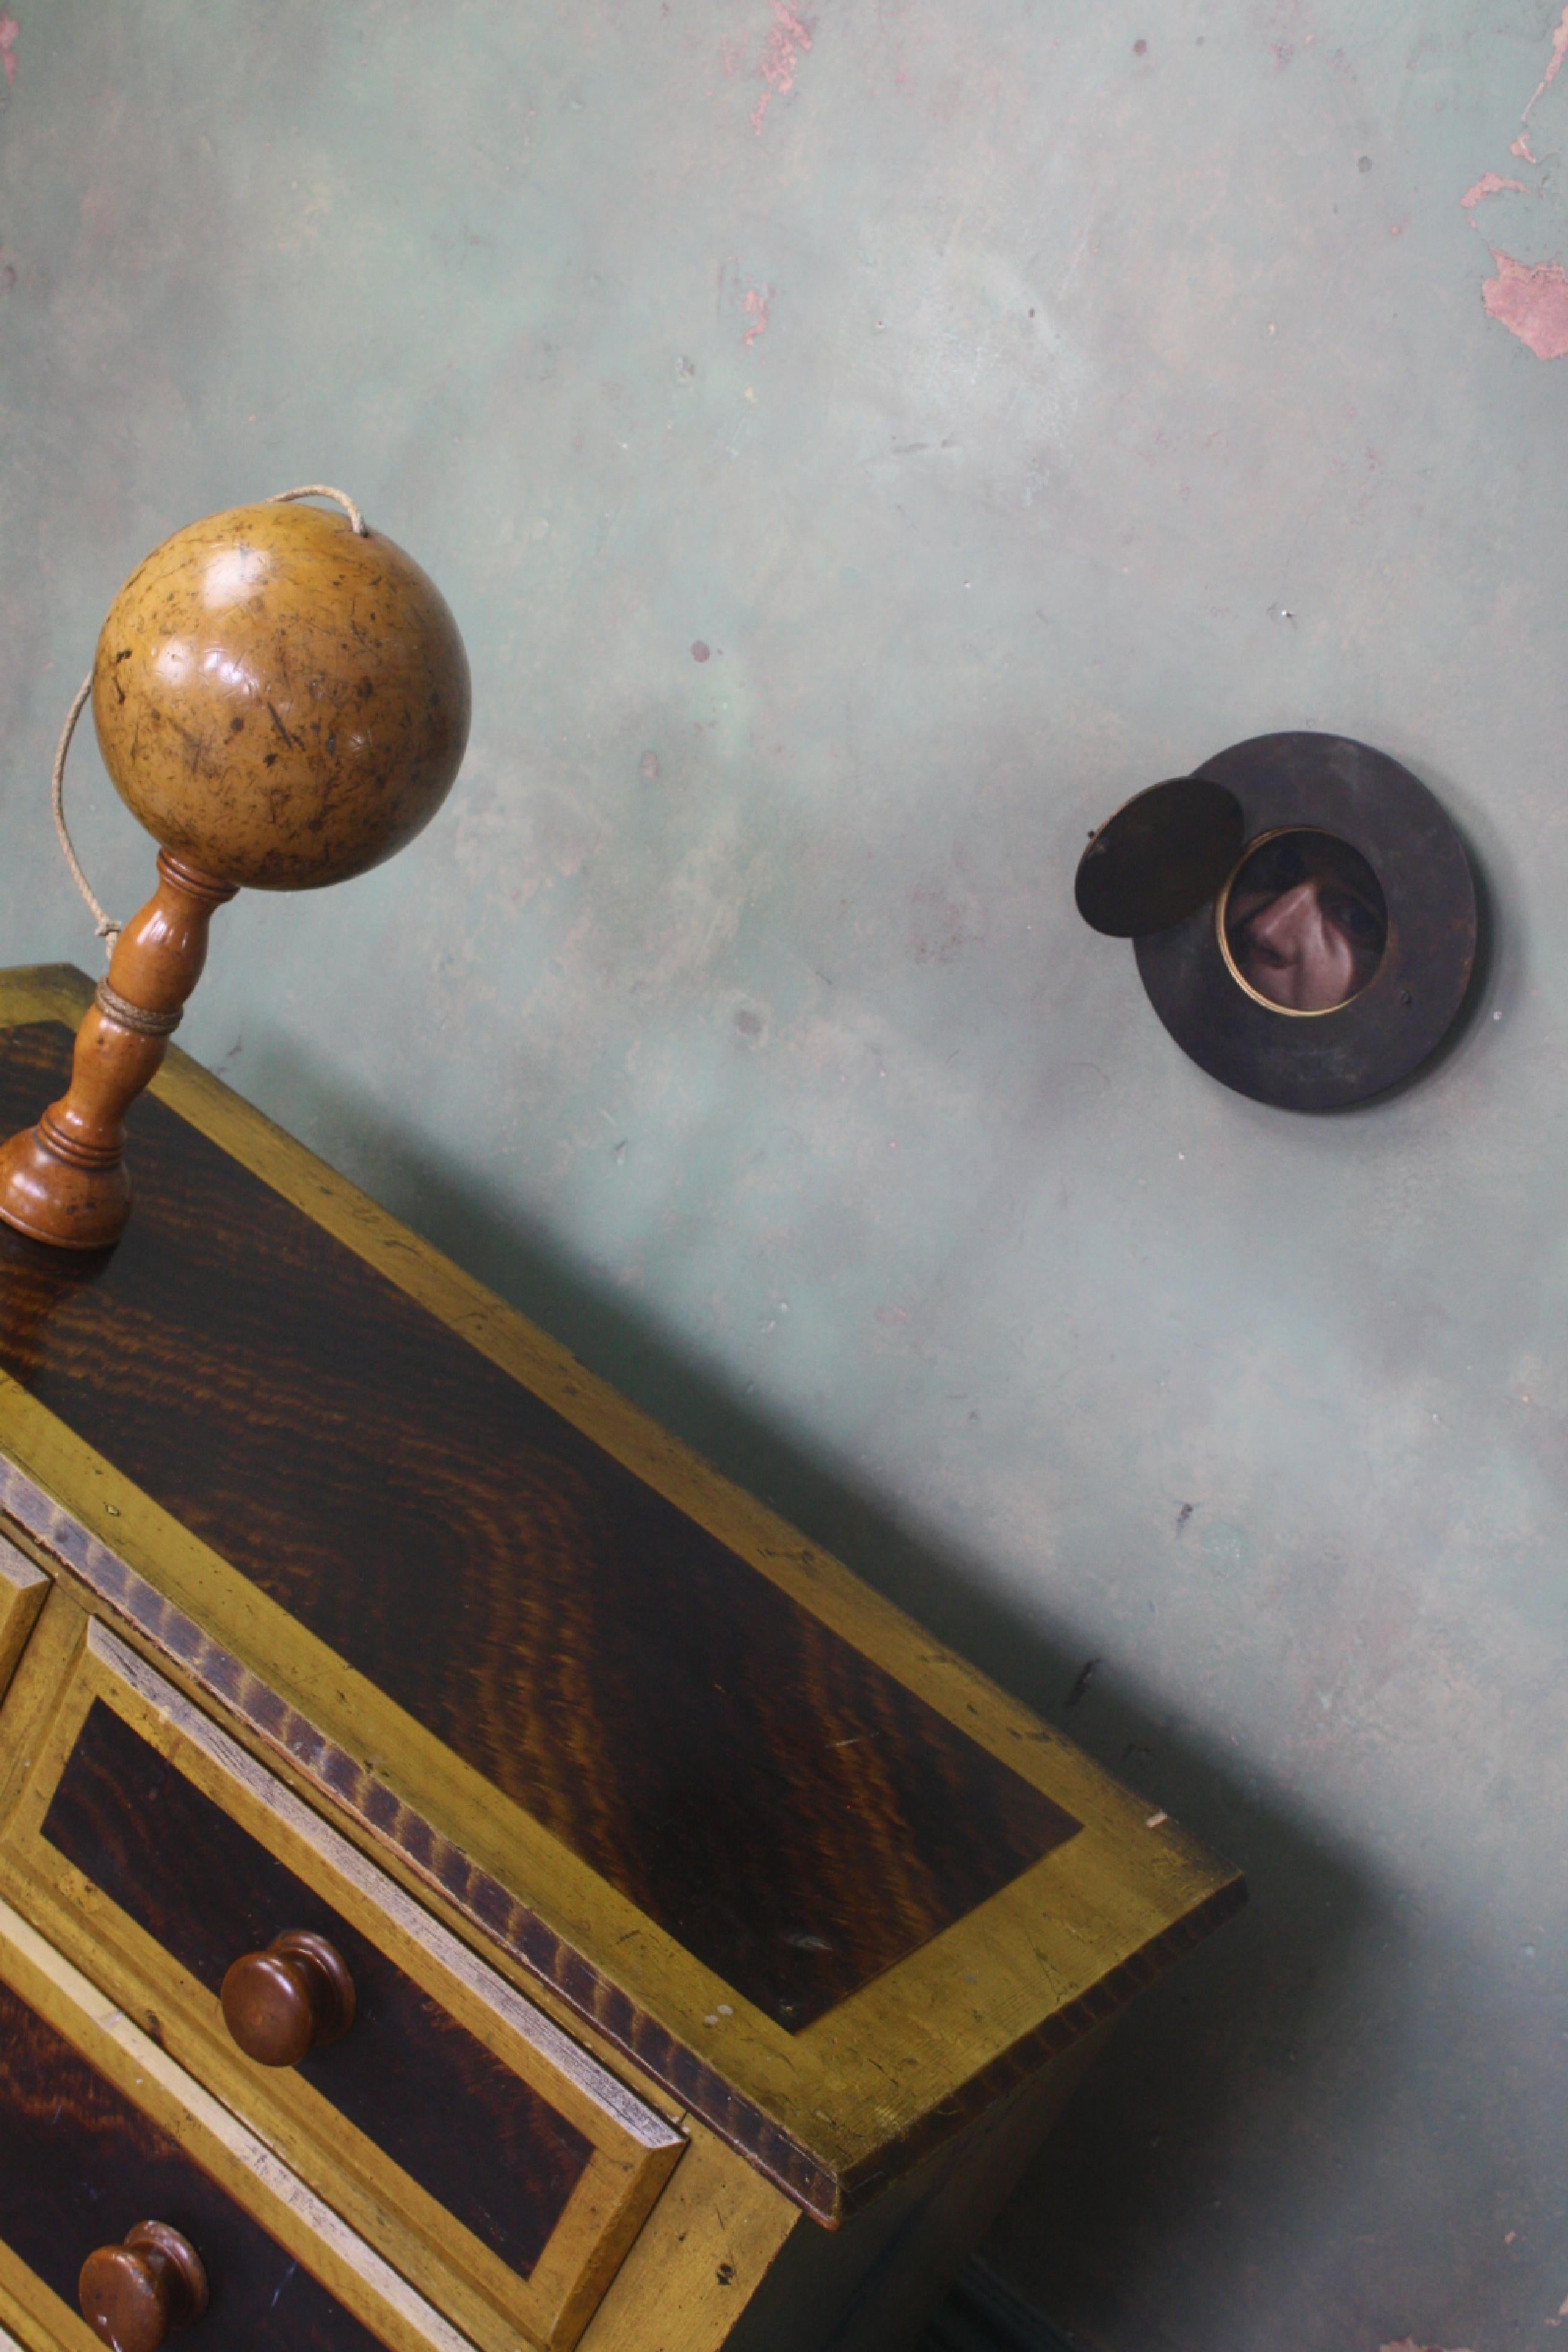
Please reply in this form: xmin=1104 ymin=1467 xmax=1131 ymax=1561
xmin=0 ymin=1023 xmax=1076 ymax=2031
xmin=91 ymin=501 xmax=471 ymax=891
xmin=42 ymin=1697 xmax=594 ymax=2280
xmin=0 ymin=1975 xmax=385 ymax=2351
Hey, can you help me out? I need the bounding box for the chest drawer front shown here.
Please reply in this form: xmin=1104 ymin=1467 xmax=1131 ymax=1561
xmin=0 ymin=1895 xmax=468 ymax=2352
xmin=1 ymin=1624 xmax=684 ymax=2352
xmin=45 ymin=1702 xmax=598 ymax=2281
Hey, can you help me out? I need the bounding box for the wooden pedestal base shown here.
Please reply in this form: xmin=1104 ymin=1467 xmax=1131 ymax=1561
xmin=0 ymin=854 xmax=234 ymax=1249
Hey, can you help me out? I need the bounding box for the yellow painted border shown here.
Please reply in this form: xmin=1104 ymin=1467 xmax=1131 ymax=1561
xmin=0 ymin=1536 xmax=46 ymax=1702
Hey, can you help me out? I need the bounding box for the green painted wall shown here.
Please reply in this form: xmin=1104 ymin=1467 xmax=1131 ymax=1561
xmin=3 ymin=5 xmax=1564 ymax=2345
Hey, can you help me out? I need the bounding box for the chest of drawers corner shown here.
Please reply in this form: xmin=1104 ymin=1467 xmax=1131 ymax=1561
xmin=0 ymin=965 xmax=1244 ymax=2352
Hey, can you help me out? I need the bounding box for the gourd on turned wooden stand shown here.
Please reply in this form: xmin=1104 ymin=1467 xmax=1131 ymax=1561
xmin=0 ymin=489 xmax=470 ymax=1250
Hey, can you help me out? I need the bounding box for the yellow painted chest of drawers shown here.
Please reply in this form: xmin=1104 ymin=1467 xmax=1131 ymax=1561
xmin=0 ymin=966 xmax=1242 ymax=2352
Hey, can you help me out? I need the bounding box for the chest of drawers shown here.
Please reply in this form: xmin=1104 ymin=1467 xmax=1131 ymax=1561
xmin=0 ymin=965 xmax=1243 ymax=2352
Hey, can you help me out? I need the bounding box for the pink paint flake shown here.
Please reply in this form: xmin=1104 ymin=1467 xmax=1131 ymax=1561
xmin=0 ymin=18 xmax=18 ymax=87
xmin=1523 ymin=2 xmax=1568 ymax=125
xmin=741 ymin=283 xmax=773 ymax=346
xmin=1463 ymin=10 xmax=1568 ymax=350
xmin=750 ymin=0 xmax=812 ymax=133
xmin=1460 ymin=171 xmax=1527 ymax=209
xmin=1481 ymin=249 xmax=1568 ymax=359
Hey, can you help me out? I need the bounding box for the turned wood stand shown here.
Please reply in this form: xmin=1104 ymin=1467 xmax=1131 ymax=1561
xmin=0 ymin=966 xmax=1243 ymax=2352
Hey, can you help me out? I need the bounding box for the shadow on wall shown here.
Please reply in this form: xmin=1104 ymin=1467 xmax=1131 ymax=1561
xmin=921 ymin=2259 xmax=1080 ymax=2352
xmin=234 ymin=1037 xmax=1376 ymax=2351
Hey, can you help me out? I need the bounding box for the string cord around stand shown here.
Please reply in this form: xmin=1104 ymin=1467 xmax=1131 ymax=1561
xmin=49 ymin=484 xmax=369 ymax=962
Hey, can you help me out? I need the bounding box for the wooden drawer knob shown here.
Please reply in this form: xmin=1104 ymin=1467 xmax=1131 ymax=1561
xmin=79 ymin=2220 xmax=209 ymax=2352
xmin=220 ymin=1929 xmax=356 ymax=2068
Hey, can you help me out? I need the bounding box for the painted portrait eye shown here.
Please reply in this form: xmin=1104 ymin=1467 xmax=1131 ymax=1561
xmin=1246 ymin=837 xmax=1307 ymax=897
xmin=1267 ymin=839 xmax=1307 ymax=890
xmin=1325 ymin=892 xmax=1383 ymax=949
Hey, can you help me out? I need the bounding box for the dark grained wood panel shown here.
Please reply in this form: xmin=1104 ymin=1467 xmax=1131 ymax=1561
xmin=0 ymin=1022 xmax=1077 ymax=2031
xmin=42 ymin=1697 xmax=593 ymax=2281
xmin=0 ymin=1451 xmax=1247 ymax=2228
xmin=0 ymin=1975 xmax=387 ymax=2352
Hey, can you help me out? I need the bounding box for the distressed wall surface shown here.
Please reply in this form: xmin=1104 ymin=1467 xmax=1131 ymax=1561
xmin=1 ymin=5 xmax=1564 ymax=2347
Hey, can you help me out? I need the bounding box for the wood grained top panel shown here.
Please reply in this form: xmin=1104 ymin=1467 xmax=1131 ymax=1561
xmin=0 ymin=1975 xmax=387 ymax=2352
xmin=0 ymin=1021 xmax=1076 ymax=2033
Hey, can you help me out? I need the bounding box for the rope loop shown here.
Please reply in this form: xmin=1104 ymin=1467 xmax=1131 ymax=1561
xmin=49 ymin=482 xmax=369 ymax=958
xmin=264 ymin=483 xmax=369 ymax=535
xmin=50 ymin=675 xmax=119 ymax=958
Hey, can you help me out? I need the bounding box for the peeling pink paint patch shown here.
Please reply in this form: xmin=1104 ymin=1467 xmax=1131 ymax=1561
xmin=1379 ymin=2341 xmax=1476 ymax=2352
xmin=742 ymin=283 xmax=773 ymax=346
xmin=1481 ymin=249 xmax=1568 ymax=359
xmin=1523 ymin=3 xmax=1568 ymax=125
xmin=0 ymin=18 xmax=18 ymax=87
xmin=1460 ymin=171 xmax=1527 ymax=209
xmin=1464 ymin=8 xmax=1568 ymax=357
xmin=750 ymin=0 xmax=812 ymax=133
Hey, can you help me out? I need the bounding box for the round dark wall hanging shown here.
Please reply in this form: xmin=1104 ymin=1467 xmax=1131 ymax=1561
xmin=1075 ymin=732 xmax=1478 ymax=1111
